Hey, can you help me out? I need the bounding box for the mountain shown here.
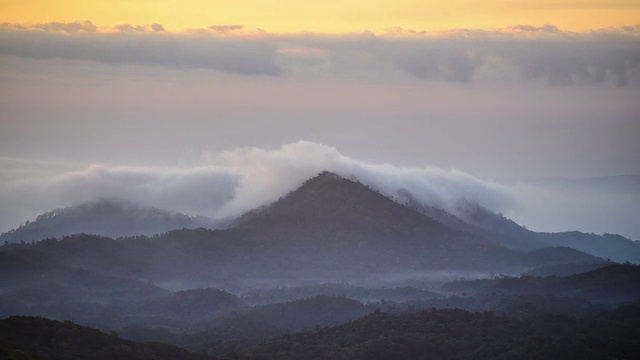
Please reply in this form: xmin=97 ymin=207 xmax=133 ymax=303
xmin=0 ymin=198 xmax=217 ymax=244
xmin=4 ymin=172 xmax=633 ymax=267
xmin=0 ymin=316 xmax=213 ymax=360
xmin=0 ymin=172 xmax=636 ymax=360
xmin=396 ymin=186 xmax=640 ymax=263
xmin=444 ymin=264 xmax=640 ymax=304
xmin=0 ymin=172 xmax=606 ymax=291
xmin=234 ymin=171 xmax=453 ymax=247
xmin=524 ymin=261 xmax=617 ymax=277
xmin=537 ymin=231 xmax=640 ymax=263
xmin=242 ymin=283 xmax=440 ymax=306
xmin=228 ymin=171 xmax=587 ymax=273
xmin=395 ymin=189 xmax=542 ymax=251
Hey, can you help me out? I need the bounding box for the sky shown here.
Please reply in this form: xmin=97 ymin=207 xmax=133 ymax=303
xmin=0 ymin=1 xmax=639 ymax=239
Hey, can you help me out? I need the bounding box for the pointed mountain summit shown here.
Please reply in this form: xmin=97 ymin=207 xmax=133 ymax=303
xmin=224 ymin=172 xmax=542 ymax=272
xmin=227 ymin=171 xmax=602 ymax=272
xmin=235 ymin=171 xmax=452 ymax=243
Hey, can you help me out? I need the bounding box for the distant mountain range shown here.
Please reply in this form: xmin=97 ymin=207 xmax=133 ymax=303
xmin=0 ymin=172 xmax=619 ymax=293
xmin=0 ymin=198 xmax=217 ymax=244
xmin=396 ymin=181 xmax=640 ymax=263
xmin=3 ymin=171 xmax=637 ymax=265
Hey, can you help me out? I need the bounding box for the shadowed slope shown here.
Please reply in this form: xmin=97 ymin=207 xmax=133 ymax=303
xmin=0 ymin=316 xmax=213 ymax=360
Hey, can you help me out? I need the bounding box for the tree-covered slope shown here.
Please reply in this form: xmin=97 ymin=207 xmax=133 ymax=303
xmin=0 ymin=316 xmax=213 ymax=360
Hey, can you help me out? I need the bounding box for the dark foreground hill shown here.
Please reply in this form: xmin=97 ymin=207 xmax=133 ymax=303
xmin=5 ymin=302 xmax=640 ymax=360
xmin=234 ymin=305 xmax=640 ymax=360
xmin=0 ymin=316 xmax=213 ymax=360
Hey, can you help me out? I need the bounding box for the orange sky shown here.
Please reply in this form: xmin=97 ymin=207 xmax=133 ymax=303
xmin=2 ymin=0 xmax=639 ymax=33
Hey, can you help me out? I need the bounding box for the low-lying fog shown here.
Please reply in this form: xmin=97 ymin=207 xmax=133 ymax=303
xmin=156 ymin=270 xmax=503 ymax=294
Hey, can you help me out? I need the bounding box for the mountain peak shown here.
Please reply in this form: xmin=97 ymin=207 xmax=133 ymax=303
xmin=299 ymin=171 xmax=360 ymax=191
xmin=233 ymin=171 xmax=451 ymax=243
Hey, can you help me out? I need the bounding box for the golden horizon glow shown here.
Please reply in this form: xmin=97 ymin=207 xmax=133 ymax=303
xmin=1 ymin=0 xmax=639 ymax=33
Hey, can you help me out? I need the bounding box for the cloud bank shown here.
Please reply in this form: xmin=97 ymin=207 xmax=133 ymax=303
xmin=0 ymin=25 xmax=281 ymax=76
xmin=0 ymin=22 xmax=639 ymax=84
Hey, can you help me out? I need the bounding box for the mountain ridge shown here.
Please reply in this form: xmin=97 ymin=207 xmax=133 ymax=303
xmin=0 ymin=172 xmax=605 ymax=292
xmin=0 ymin=198 xmax=217 ymax=244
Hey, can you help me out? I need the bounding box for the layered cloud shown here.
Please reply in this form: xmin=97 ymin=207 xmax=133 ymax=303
xmin=0 ymin=24 xmax=281 ymax=76
xmin=0 ymin=22 xmax=638 ymax=84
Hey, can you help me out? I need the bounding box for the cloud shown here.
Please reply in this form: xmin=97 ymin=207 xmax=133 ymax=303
xmin=34 ymin=20 xmax=97 ymax=33
xmin=382 ymin=43 xmax=481 ymax=82
xmin=294 ymin=29 xmax=640 ymax=85
xmin=621 ymin=24 xmax=640 ymax=33
xmin=115 ymin=24 xmax=145 ymax=32
xmin=115 ymin=23 xmax=166 ymax=33
xmin=383 ymin=27 xmax=428 ymax=36
xmin=509 ymin=24 xmax=559 ymax=33
xmin=0 ymin=23 xmax=638 ymax=84
xmin=493 ymin=34 xmax=640 ymax=86
xmin=207 ymin=141 xmax=512 ymax=219
xmin=209 ymin=25 xmax=245 ymax=34
xmin=0 ymin=29 xmax=281 ymax=76
xmin=0 ymin=23 xmax=26 ymax=30
xmin=151 ymin=23 xmax=165 ymax=32
xmin=0 ymin=162 xmax=239 ymax=222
